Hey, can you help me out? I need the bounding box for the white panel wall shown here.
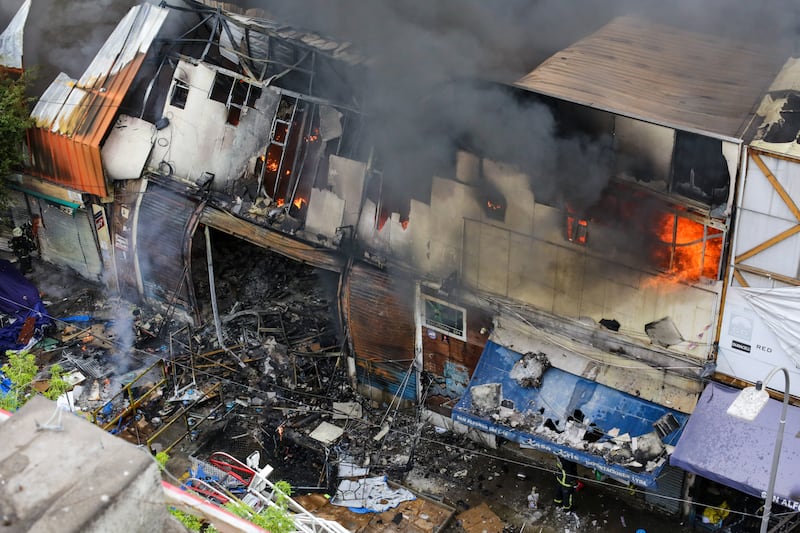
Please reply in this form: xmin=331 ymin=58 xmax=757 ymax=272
xmin=736 ymin=153 xmax=800 ymax=278
xmin=147 ymin=61 xmax=277 ymax=190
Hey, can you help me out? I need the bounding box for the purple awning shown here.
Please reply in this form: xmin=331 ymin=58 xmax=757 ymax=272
xmin=0 ymin=259 xmax=50 ymax=350
xmin=671 ymin=382 xmax=800 ymax=511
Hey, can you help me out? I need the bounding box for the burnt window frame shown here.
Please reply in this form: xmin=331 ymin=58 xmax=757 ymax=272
xmin=654 ymin=210 xmax=725 ymax=282
xmin=421 ymin=294 xmax=467 ymax=341
xmin=208 ymin=71 xmax=263 ymax=125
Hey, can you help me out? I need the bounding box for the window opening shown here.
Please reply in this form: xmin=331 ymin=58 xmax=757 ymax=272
xmin=209 ymin=72 xmax=262 ymax=125
xmin=422 ymin=295 xmax=466 ymax=341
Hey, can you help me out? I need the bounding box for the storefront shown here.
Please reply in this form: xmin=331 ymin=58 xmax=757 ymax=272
xmin=671 ymin=382 xmax=800 ymax=530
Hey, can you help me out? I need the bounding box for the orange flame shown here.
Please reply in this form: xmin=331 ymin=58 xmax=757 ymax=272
xmin=487 ymin=200 xmax=502 ymax=210
xmin=266 ymin=158 xmax=278 ymax=172
xmin=276 ymin=198 xmax=285 ymax=207
xmin=305 ymin=128 xmax=320 ymax=142
xmin=653 ymin=213 xmax=722 ymax=283
xmin=293 ymin=197 xmax=306 ymax=209
xmin=565 ymin=205 xmax=589 ymax=245
xmin=401 ymin=218 xmax=409 ymax=230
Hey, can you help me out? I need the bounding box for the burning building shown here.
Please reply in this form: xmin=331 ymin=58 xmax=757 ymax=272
xmin=4 ymin=0 xmax=800 ymax=526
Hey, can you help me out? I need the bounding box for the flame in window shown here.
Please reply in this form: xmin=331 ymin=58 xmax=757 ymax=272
xmin=653 ymin=213 xmax=722 ymax=283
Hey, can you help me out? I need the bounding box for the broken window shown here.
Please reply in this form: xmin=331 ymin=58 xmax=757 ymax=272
xmin=652 ymin=211 xmax=723 ymax=281
xmin=209 ymin=72 xmax=262 ymax=125
xmin=170 ymin=80 xmax=189 ymax=109
xmin=671 ymin=131 xmax=730 ymax=207
xmin=422 ymin=295 xmax=466 ymax=341
xmin=565 ymin=205 xmax=589 ymax=245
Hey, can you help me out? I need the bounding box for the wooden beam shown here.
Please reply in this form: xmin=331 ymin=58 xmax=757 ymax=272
xmin=732 ymin=268 xmax=750 ymax=288
xmin=735 ymin=224 xmax=800 ymax=263
xmin=734 ymin=263 xmax=800 ymax=287
xmin=750 ymin=152 xmax=800 ymax=222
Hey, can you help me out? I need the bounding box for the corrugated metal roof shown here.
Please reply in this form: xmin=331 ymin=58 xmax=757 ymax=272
xmin=194 ymin=0 xmax=368 ymax=66
xmin=27 ymin=3 xmax=168 ymax=197
xmin=31 ymin=72 xmax=75 ymax=129
xmin=515 ymin=16 xmax=786 ymax=141
xmin=0 ymin=0 xmax=30 ymax=70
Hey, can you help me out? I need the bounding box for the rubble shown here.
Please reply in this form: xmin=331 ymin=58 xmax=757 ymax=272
xmin=1 ymin=237 xmax=689 ymax=533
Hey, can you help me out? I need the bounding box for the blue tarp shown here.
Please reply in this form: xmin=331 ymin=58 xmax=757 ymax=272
xmin=0 ymin=259 xmax=51 ymax=350
xmin=671 ymin=382 xmax=800 ymax=511
xmin=452 ymin=341 xmax=688 ymax=488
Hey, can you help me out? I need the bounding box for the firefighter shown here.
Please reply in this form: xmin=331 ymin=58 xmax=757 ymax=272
xmin=9 ymin=224 xmax=36 ymax=274
xmin=554 ymin=456 xmax=578 ymax=511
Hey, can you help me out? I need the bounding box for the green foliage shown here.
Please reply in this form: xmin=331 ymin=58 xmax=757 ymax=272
xmin=0 ymin=72 xmax=34 ymax=207
xmin=168 ymin=507 xmax=205 ymax=531
xmin=224 ymin=482 xmax=295 ymax=533
xmin=0 ymin=352 xmax=72 ymax=410
xmin=155 ymin=451 xmax=170 ymax=470
xmin=43 ymin=363 xmax=69 ymax=401
xmin=0 ymin=350 xmax=37 ymax=411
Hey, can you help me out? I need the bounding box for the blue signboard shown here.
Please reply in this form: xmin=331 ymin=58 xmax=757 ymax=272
xmin=452 ymin=341 xmax=688 ymax=488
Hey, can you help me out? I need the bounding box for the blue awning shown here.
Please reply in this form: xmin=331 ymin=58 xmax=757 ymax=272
xmin=671 ymin=382 xmax=800 ymax=511
xmin=452 ymin=341 xmax=688 ymax=488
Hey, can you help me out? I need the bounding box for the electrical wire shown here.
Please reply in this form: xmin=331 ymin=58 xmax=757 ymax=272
xmin=484 ymin=294 xmax=711 ymax=373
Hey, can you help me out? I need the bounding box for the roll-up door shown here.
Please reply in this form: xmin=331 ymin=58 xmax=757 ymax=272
xmin=36 ymin=200 xmax=102 ymax=279
xmin=135 ymin=179 xmax=198 ymax=309
xmin=343 ymin=262 xmax=417 ymax=401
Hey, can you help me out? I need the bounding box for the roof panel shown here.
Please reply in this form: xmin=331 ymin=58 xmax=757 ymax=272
xmin=516 ymin=16 xmax=785 ymax=141
xmin=749 ymin=57 xmax=800 ymax=156
xmin=77 ymin=3 xmax=169 ymax=89
xmin=0 ymin=0 xmax=30 ymax=70
xmin=31 ymin=72 xmax=76 ymax=129
xmin=28 ymin=3 xmax=169 ymax=197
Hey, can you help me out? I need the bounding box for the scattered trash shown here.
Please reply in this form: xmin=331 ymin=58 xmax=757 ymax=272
xmin=527 ymin=488 xmax=539 ymax=509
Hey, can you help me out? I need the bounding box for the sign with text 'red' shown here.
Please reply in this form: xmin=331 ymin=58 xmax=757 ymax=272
xmin=716 ymin=286 xmax=800 ymax=397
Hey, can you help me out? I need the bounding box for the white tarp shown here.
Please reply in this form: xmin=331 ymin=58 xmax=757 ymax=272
xmin=741 ymin=286 xmax=800 ymax=368
xmin=331 ymin=476 xmax=415 ymax=513
xmin=0 ymin=0 xmax=30 ymax=69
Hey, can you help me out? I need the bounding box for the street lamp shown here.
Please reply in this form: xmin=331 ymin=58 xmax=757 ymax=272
xmin=726 ymin=367 xmax=790 ymax=533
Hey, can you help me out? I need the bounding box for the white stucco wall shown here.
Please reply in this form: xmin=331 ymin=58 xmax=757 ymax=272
xmin=147 ymin=60 xmax=279 ymax=190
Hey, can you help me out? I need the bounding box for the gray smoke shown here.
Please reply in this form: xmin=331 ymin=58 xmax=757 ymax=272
xmin=248 ymin=0 xmax=799 ymax=211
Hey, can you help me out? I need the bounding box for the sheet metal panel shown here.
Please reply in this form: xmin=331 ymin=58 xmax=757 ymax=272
xmin=453 ymin=341 xmax=688 ymax=488
xmin=644 ymin=465 xmax=684 ymax=516
xmin=0 ymin=0 xmax=30 ymax=70
xmin=136 ymin=180 xmax=197 ymax=308
xmin=344 ymin=262 xmax=417 ymax=400
xmin=27 ymin=4 xmax=168 ymax=197
xmin=31 ymin=72 xmax=74 ymax=130
xmin=516 ymin=16 xmax=784 ymax=141
xmin=199 ymin=206 xmax=344 ymax=272
xmin=671 ymin=382 xmax=800 ymax=511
